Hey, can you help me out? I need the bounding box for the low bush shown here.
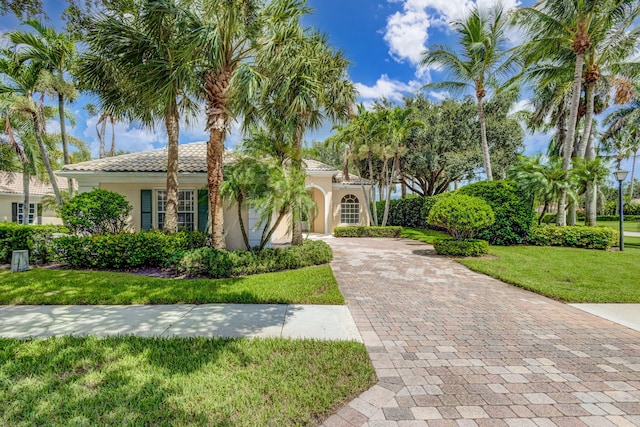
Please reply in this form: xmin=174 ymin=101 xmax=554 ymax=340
xmin=458 ymin=180 xmax=534 ymax=245
xmin=373 ymin=195 xmax=443 ymax=229
xmin=334 ymin=226 xmax=402 ymax=238
xmin=60 ymin=189 xmax=131 ymax=235
xmin=596 ymin=215 xmax=640 ymax=222
xmin=427 ymin=194 xmax=494 ymax=240
xmin=53 ymin=230 xmax=208 ymax=269
xmin=528 ymin=225 xmax=618 ymax=250
xmin=0 ymin=223 xmax=68 ymax=264
xmin=602 ymin=201 xmax=640 ymax=216
xmin=173 ymin=240 xmax=333 ymax=277
xmin=433 ymin=238 xmax=489 ymax=257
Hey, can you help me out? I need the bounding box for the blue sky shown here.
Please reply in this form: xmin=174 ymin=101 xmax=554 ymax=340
xmin=1 ymin=0 xmax=556 ymax=160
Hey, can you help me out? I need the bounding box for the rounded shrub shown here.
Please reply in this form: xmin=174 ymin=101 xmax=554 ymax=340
xmin=457 ymin=180 xmax=535 ymax=245
xmin=60 ymin=189 xmax=131 ymax=235
xmin=427 ymin=194 xmax=495 ymax=240
xmin=433 ymin=238 xmax=489 ymax=256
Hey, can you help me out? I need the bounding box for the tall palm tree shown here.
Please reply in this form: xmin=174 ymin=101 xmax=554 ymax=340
xmin=604 ymin=101 xmax=640 ymax=197
xmin=0 ymin=48 xmax=62 ymax=205
xmin=188 ymin=0 xmax=312 ymax=249
xmin=9 ymin=20 xmax=78 ymax=194
xmin=79 ymin=0 xmax=200 ymax=233
xmin=421 ymin=4 xmax=515 ymax=181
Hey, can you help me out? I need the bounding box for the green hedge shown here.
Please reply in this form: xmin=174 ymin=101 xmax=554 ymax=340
xmin=52 ymin=230 xmax=208 ymax=269
xmin=458 ymin=180 xmax=534 ymax=246
xmin=374 ymin=195 xmax=443 ymax=229
xmin=595 ymin=215 xmax=640 ymax=222
xmin=334 ymin=226 xmax=402 ymax=238
xmin=603 ymin=201 xmax=640 ymax=216
xmin=433 ymin=238 xmax=489 ymax=257
xmin=173 ymin=240 xmax=333 ymax=278
xmin=528 ymin=226 xmax=618 ymax=250
xmin=0 ymin=223 xmax=68 ymax=264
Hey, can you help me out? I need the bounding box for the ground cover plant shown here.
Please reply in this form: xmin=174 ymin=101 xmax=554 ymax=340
xmin=0 ymin=266 xmax=343 ymax=305
xmin=334 ymin=226 xmax=402 ymax=237
xmin=0 ymin=336 xmax=375 ymax=426
xmin=460 ymin=245 xmax=640 ymax=303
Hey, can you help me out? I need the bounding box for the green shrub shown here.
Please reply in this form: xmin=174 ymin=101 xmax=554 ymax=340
xmin=528 ymin=226 xmax=618 ymax=250
xmin=60 ymin=189 xmax=131 ymax=235
xmin=596 ymin=215 xmax=640 ymax=222
xmin=427 ymin=194 xmax=494 ymax=240
xmin=433 ymin=238 xmax=489 ymax=257
xmin=373 ymin=195 xmax=443 ymax=229
xmin=334 ymin=226 xmax=402 ymax=238
xmin=602 ymin=202 xmax=640 ymax=216
xmin=173 ymin=240 xmax=333 ymax=277
xmin=458 ymin=180 xmax=535 ymax=245
xmin=0 ymin=223 xmax=68 ymax=264
xmin=53 ymin=230 xmax=208 ymax=269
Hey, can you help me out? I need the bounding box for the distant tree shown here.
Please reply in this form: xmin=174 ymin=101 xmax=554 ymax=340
xmin=0 ymin=0 xmax=42 ymax=19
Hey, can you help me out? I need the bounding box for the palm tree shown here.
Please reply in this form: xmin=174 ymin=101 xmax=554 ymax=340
xmin=9 ymin=20 xmax=78 ymax=194
xmin=79 ymin=0 xmax=200 ymax=233
xmin=604 ymin=97 xmax=640 ymax=198
xmin=0 ymin=48 xmax=62 ymax=205
xmin=421 ymin=4 xmax=515 ymax=181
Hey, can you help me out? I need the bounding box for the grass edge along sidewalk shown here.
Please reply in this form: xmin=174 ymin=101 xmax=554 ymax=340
xmin=0 ymin=265 xmax=344 ymax=305
xmin=0 ymin=335 xmax=376 ymax=426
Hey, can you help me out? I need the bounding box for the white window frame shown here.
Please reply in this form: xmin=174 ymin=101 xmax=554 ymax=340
xmin=17 ymin=203 xmax=36 ymax=225
xmin=340 ymin=194 xmax=360 ymax=225
xmin=157 ymin=189 xmax=195 ymax=231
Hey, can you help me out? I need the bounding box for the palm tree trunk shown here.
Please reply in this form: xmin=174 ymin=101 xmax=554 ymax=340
xmin=22 ymin=163 xmax=30 ymax=224
xmin=368 ymin=151 xmax=378 ymax=226
xmin=207 ymin=128 xmax=226 ymax=249
xmin=578 ymin=81 xmax=596 ymax=158
xmin=558 ymin=52 xmax=585 ymax=226
xmin=164 ymin=109 xmax=180 ymax=233
xmin=109 ymin=115 xmax=116 ymax=156
xmin=290 ymin=123 xmax=305 ymax=246
xmin=630 ymin=149 xmax=637 ymax=199
xmin=98 ymin=114 xmax=107 ymax=158
xmin=31 ymin=108 xmax=62 ymax=206
xmin=260 ymin=209 xmax=286 ymax=251
xmin=382 ymin=155 xmax=397 ymax=226
xmin=477 ymin=94 xmax=493 ymax=181
xmin=584 ymin=128 xmax=598 ymax=226
xmin=58 ymin=93 xmax=73 ymax=195
xmin=237 ymin=195 xmax=250 ymax=250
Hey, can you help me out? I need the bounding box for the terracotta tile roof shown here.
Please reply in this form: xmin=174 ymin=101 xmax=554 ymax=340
xmin=0 ymin=172 xmax=70 ymax=196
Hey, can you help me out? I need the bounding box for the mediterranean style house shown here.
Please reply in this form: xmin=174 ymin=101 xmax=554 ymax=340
xmin=0 ymin=172 xmax=66 ymax=225
xmin=56 ymin=142 xmax=371 ymax=249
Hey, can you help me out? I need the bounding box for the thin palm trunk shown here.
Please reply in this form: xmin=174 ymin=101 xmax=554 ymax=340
xmin=382 ymin=155 xmax=397 ymax=226
xmin=237 ymin=194 xmax=250 ymax=250
xmin=477 ymin=94 xmax=493 ymax=181
xmin=557 ymin=52 xmax=586 ymax=226
xmin=31 ymin=106 xmax=62 ymax=206
xmin=164 ymin=109 xmax=180 ymax=233
xmin=98 ymin=114 xmax=107 ymax=158
xmin=58 ymin=93 xmax=73 ymax=195
xmin=291 ymin=124 xmax=304 ymax=246
xmin=368 ymin=151 xmax=378 ymax=226
xmin=22 ymin=163 xmax=30 ymax=223
xmin=109 ymin=116 xmax=116 ymax=156
xmin=630 ymin=149 xmax=637 ymax=199
xmin=261 ymin=209 xmax=287 ymax=250
xmin=538 ymin=201 xmax=549 ymax=225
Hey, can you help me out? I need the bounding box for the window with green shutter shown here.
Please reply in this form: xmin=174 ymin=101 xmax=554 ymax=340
xmin=141 ymin=190 xmax=152 ymax=230
xmin=198 ymin=189 xmax=209 ymax=233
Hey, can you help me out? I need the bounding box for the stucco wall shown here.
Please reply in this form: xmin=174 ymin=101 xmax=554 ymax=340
xmin=0 ymin=194 xmax=62 ymax=225
xmin=331 ymin=186 xmax=371 ymax=230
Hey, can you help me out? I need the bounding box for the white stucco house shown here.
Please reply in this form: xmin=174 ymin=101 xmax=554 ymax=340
xmin=56 ymin=142 xmax=371 ymax=249
xmin=0 ymin=171 xmax=66 ymax=225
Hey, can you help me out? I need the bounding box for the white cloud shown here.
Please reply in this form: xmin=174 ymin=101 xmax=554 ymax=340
xmin=355 ymin=74 xmax=423 ymax=103
xmin=427 ymin=90 xmax=450 ymax=101
xmin=83 ymin=115 xmax=160 ymax=157
xmin=510 ymin=98 xmax=533 ymax=115
xmin=383 ymin=0 xmax=521 ymax=68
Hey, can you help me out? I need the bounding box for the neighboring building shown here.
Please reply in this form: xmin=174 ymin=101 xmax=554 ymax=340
xmin=0 ymin=172 xmax=66 ymax=225
xmin=57 ymin=142 xmax=371 ymax=248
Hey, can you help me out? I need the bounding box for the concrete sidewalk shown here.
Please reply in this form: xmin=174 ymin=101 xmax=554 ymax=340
xmin=0 ymin=304 xmax=362 ymax=341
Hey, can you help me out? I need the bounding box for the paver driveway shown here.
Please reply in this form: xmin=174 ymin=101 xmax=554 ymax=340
xmin=322 ymin=238 xmax=640 ymax=427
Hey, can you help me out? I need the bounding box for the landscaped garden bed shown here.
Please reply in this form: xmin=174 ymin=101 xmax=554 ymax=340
xmin=0 ymin=336 xmax=375 ymax=426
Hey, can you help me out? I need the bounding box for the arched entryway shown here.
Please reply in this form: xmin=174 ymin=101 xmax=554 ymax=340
xmin=305 ymin=184 xmax=329 ymax=234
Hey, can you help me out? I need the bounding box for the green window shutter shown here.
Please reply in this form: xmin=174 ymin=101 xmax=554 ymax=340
xmin=198 ymin=189 xmax=209 ymax=233
xmin=141 ymin=190 xmax=152 ymax=230
xmin=37 ymin=203 xmax=42 ymax=224
xmin=11 ymin=203 xmax=17 ymax=223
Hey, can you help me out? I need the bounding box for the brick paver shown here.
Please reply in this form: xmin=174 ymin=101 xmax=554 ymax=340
xmin=321 ymin=238 xmax=640 ymax=427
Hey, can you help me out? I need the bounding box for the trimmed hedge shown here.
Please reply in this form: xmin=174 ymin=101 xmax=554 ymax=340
xmin=427 ymin=194 xmax=494 ymax=240
xmin=0 ymin=223 xmax=68 ymax=264
xmin=433 ymin=238 xmax=489 ymax=257
xmin=52 ymin=230 xmax=208 ymax=269
xmin=528 ymin=226 xmax=618 ymax=250
xmin=374 ymin=195 xmax=443 ymax=229
xmin=334 ymin=226 xmax=402 ymax=238
xmin=595 ymin=215 xmax=640 ymax=222
xmin=173 ymin=240 xmax=333 ymax=278
xmin=458 ymin=180 xmax=534 ymax=246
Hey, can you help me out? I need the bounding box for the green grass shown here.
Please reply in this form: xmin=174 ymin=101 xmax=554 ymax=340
xmin=597 ymin=220 xmax=640 ymax=233
xmin=400 ymin=227 xmax=449 ymax=244
xmin=0 ymin=336 xmax=375 ymax=426
xmin=459 ymin=245 xmax=640 ymax=303
xmin=0 ymin=265 xmax=344 ymax=305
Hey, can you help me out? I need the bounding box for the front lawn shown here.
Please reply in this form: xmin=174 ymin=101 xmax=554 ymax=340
xmin=0 ymin=336 xmax=375 ymax=426
xmin=597 ymin=220 xmax=640 ymax=233
xmin=459 ymin=245 xmax=640 ymax=303
xmin=400 ymin=227 xmax=449 ymax=244
xmin=0 ymin=265 xmax=344 ymax=305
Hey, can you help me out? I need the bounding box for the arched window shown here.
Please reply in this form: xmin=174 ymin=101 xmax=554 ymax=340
xmin=340 ymin=194 xmax=360 ymax=224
